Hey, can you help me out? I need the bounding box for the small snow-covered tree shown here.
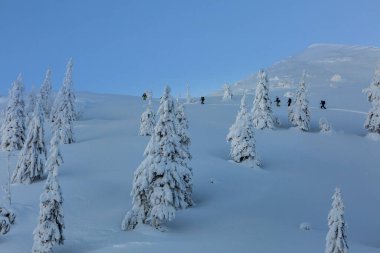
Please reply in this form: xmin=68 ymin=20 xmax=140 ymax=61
xmin=186 ymin=85 xmax=192 ymax=104
xmin=139 ymin=96 xmax=156 ymax=136
xmin=122 ymin=86 xmax=190 ymax=230
xmin=11 ymin=99 xmax=46 ymax=184
xmin=174 ymin=100 xmax=193 ymax=206
xmin=32 ymin=133 xmax=64 ymax=253
xmin=289 ymin=72 xmax=311 ymax=131
xmin=0 ymin=206 xmax=15 ymax=235
xmin=325 ymin=188 xmax=348 ymax=253
xmin=51 ymin=59 xmax=76 ymax=124
xmin=25 ymin=86 xmax=37 ymax=121
xmin=227 ymin=93 xmax=260 ymax=166
xmin=363 ymin=66 xmax=380 ymax=134
xmin=1 ymin=74 xmax=26 ymax=151
xmin=320 ymin=118 xmax=333 ymax=134
xmin=223 ymin=84 xmax=233 ymax=101
xmin=39 ymin=69 xmax=53 ymax=117
xmin=251 ymin=70 xmax=274 ymax=129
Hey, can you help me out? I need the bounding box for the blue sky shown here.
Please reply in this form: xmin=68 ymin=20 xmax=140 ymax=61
xmin=0 ymin=0 xmax=379 ymax=97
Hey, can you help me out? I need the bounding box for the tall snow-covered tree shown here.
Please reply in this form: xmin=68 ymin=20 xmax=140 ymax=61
xmin=32 ymin=133 xmax=64 ymax=253
xmin=51 ymin=59 xmax=76 ymax=144
xmin=174 ymin=100 xmax=193 ymax=206
xmin=11 ymin=99 xmax=46 ymax=184
xmin=227 ymin=93 xmax=260 ymax=165
xmin=139 ymin=96 xmax=156 ymax=136
xmin=223 ymin=84 xmax=233 ymax=101
xmin=51 ymin=59 xmax=76 ymax=124
xmin=251 ymin=70 xmax=274 ymax=129
xmin=288 ymin=72 xmax=310 ymax=131
xmin=39 ymin=69 xmax=53 ymax=117
xmin=363 ymin=66 xmax=380 ymax=134
xmin=325 ymin=188 xmax=348 ymax=253
xmin=122 ymin=86 xmax=191 ymax=230
xmin=1 ymin=74 xmax=26 ymax=151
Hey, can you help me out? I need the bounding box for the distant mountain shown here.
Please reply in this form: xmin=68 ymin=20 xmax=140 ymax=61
xmin=219 ymin=44 xmax=380 ymax=95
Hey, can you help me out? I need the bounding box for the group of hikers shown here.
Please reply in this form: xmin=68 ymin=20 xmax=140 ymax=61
xmin=142 ymin=92 xmax=327 ymax=109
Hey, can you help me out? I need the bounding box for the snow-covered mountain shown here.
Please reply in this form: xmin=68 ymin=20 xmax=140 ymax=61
xmin=224 ymin=44 xmax=380 ymax=95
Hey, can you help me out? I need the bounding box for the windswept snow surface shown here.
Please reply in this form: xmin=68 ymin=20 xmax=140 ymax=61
xmin=1 ymin=89 xmax=380 ymax=253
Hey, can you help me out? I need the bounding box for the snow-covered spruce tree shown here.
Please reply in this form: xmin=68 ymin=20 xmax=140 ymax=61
xmin=122 ymin=86 xmax=190 ymax=230
xmin=51 ymin=59 xmax=76 ymax=144
xmin=1 ymin=74 xmax=26 ymax=151
xmin=39 ymin=69 xmax=53 ymax=118
xmin=11 ymin=99 xmax=46 ymax=184
xmin=32 ymin=133 xmax=64 ymax=253
xmin=186 ymin=85 xmax=192 ymax=104
xmin=251 ymin=70 xmax=274 ymax=129
xmin=25 ymin=86 xmax=37 ymax=121
xmin=0 ymin=206 xmax=15 ymax=235
xmin=139 ymin=96 xmax=156 ymax=136
xmin=51 ymin=58 xmax=76 ymax=124
xmin=174 ymin=100 xmax=193 ymax=206
xmin=319 ymin=118 xmax=333 ymax=134
xmin=363 ymin=67 xmax=380 ymax=134
xmin=325 ymin=188 xmax=348 ymax=253
xmin=288 ymin=72 xmax=311 ymax=131
xmin=227 ymin=93 xmax=260 ymax=166
xmin=223 ymin=84 xmax=233 ymax=101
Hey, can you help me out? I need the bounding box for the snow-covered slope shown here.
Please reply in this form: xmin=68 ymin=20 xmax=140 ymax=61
xmin=1 ymin=89 xmax=380 ymax=253
xmin=224 ymin=44 xmax=380 ymax=95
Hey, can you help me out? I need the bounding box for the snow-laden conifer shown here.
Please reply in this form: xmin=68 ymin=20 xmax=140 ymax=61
xmin=51 ymin=59 xmax=76 ymax=144
xmin=25 ymin=86 xmax=37 ymax=121
xmin=0 ymin=206 xmax=15 ymax=235
xmin=288 ymin=72 xmax=311 ymax=131
xmin=325 ymin=188 xmax=348 ymax=253
xmin=319 ymin=118 xmax=333 ymax=134
xmin=11 ymin=99 xmax=46 ymax=184
xmin=227 ymin=93 xmax=260 ymax=165
xmin=39 ymin=69 xmax=53 ymax=117
xmin=32 ymin=133 xmax=64 ymax=253
xmin=139 ymin=96 xmax=156 ymax=136
xmin=363 ymin=66 xmax=380 ymax=134
xmin=251 ymin=70 xmax=274 ymax=129
xmin=122 ymin=86 xmax=189 ymax=230
xmin=51 ymin=59 xmax=76 ymax=124
xmin=1 ymin=74 xmax=26 ymax=151
xmin=186 ymin=85 xmax=192 ymax=104
xmin=223 ymin=84 xmax=233 ymax=101
xmin=174 ymin=100 xmax=193 ymax=206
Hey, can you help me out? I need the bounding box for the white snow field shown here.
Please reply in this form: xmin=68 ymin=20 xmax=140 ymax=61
xmin=1 ymin=84 xmax=380 ymax=253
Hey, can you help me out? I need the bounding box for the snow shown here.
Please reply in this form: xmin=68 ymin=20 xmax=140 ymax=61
xmin=1 ymin=84 xmax=380 ymax=252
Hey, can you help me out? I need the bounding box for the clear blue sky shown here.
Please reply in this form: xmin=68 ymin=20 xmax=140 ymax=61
xmin=0 ymin=0 xmax=379 ymax=97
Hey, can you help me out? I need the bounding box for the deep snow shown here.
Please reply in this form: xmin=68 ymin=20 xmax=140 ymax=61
xmin=1 ymin=85 xmax=380 ymax=253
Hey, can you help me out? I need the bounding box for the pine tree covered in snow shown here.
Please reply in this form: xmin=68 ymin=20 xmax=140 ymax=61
xmin=227 ymin=93 xmax=260 ymax=165
xmin=319 ymin=118 xmax=333 ymax=134
xmin=363 ymin=66 xmax=380 ymax=134
xmin=1 ymin=74 xmax=26 ymax=151
xmin=32 ymin=134 xmax=64 ymax=253
xmin=288 ymin=72 xmax=311 ymax=131
xmin=51 ymin=59 xmax=76 ymax=124
xmin=0 ymin=206 xmax=15 ymax=235
xmin=25 ymin=86 xmax=37 ymax=120
xmin=251 ymin=70 xmax=274 ymax=129
xmin=139 ymin=96 xmax=156 ymax=136
xmin=174 ymin=100 xmax=193 ymax=206
xmin=186 ymin=85 xmax=192 ymax=104
xmin=122 ymin=86 xmax=191 ymax=230
xmin=39 ymin=69 xmax=53 ymax=118
xmin=223 ymin=84 xmax=233 ymax=101
xmin=325 ymin=188 xmax=348 ymax=253
xmin=11 ymin=99 xmax=46 ymax=184
xmin=51 ymin=59 xmax=76 ymax=144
